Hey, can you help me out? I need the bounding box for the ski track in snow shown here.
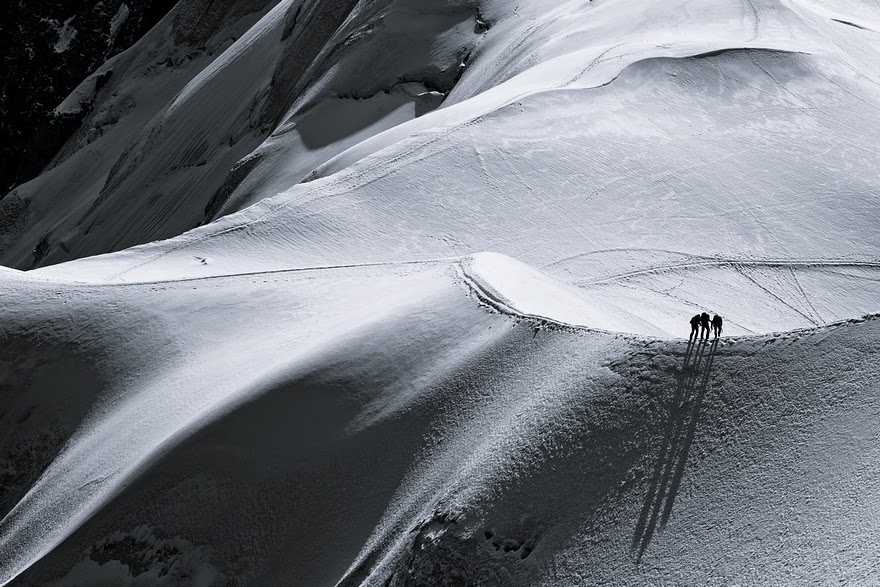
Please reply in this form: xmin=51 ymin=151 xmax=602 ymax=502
xmin=572 ymin=256 xmax=880 ymax=286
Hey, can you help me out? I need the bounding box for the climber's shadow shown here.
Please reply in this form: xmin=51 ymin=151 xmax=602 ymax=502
xmin=632 ymin=337 xmax=718 ymax=561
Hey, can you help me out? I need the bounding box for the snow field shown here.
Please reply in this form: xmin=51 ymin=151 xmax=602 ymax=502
xmin=25 ymin=0 xmax=879 ymax=336
xmin=2 ymin=258 xmax=878 ymax=584
xmin=1 ymin=0 xmax=880 ymax=583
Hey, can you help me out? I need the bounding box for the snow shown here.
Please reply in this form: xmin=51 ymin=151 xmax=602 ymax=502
xmin=463 ymin=252 xmax=650 ymax=334
xmin=14 ymin=0 xmax=875 ymax=336
xmin=2 ymin=0 xmax=880 ymax=584
xmin=1 ymin=257 xmax=878 ymax=584
xmin=109 ymin=4 xmax=131 ymax=45
xmin=2 ymin=0 xmax=281 ymax=268
xmin=52 ymin=17 xmax=78 ymax=53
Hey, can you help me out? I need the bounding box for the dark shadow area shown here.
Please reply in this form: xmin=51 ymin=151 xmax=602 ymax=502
xmin=296 ymin=93 xmax=409 ymax=149
xmin=9 ymin=368 xmax=410 ymax=586
xmin=296 ymin=87 xmax=444 ymax=151
xmin=0 ymin=0 xmax=178 ymax=195
xmin=12 ymin=314 xmax=516 ymax=587
xmin=831 ymin=18 xmax=874 ymax=32
xmin=632 ymin=337 xmax=718 ymax=561
xmin=0 ymin=342 xmax=100 ymax=521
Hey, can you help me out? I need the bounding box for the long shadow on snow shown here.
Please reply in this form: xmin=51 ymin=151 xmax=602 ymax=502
xmin=632 ymin=336 xmax=717 ymax=561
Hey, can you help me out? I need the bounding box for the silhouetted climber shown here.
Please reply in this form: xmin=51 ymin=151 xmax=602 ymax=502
xmin=712 ymin=314 xmax=723 ymax=338
xmin=699 ymin=312 xmax=710 ymax=340
xmin=689 ymin=314 xmax=700 ymax=339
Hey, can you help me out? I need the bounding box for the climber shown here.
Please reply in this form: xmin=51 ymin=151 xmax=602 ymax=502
xmin=689 ymin=314 xmax=701 ymax=340
xmin=699 ymin=312 xmax=711 ymax=340
xmin=712 ymin=314 xmax=723 ymax=339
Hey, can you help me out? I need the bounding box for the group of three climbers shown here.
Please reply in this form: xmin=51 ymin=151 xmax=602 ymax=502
xmin=690 ymin=312 xmax=722 ymax=340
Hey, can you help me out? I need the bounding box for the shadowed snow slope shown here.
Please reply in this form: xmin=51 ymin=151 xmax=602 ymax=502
xmin=1 ymin=257 xmax=879 ymax=585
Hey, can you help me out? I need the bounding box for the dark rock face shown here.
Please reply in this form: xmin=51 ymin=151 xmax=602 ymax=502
xmin=0 ymin=0 xmax=179 ymax=195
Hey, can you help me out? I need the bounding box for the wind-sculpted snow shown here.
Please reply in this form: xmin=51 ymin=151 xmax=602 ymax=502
xmin=1 ymin=257 xmax=879 ymax=585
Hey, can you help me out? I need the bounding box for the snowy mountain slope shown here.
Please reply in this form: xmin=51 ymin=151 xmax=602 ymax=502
xmin=0 ymin=0 xmax=283 ymax=268
xmin=0 ymin=0 xmax=179 ymax=195
xmin=0 ymin=0 xmax=488 ymax=270
xmin=1 ymin=256 xmax=878 ymax=585
xmin=4 ymin=0 xmax=878 ymax=275
xmin=16 ymin=0 xmax=876 ymax=335
xmin=1 ymin=0 xmax=880 ymax=584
